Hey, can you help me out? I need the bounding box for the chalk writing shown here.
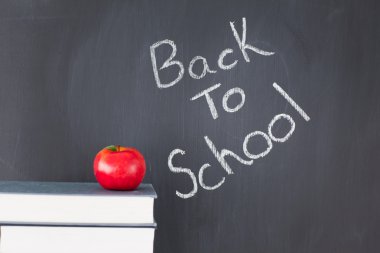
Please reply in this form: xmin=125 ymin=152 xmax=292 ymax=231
xmin=150 ymin=18 xmax=311 ymax=199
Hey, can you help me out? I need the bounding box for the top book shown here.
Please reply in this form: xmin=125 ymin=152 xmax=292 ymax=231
xmin=0 ymin=181 xmax=156 ymax=227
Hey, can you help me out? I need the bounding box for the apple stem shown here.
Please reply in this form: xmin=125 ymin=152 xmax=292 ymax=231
xmin=117 ymin=145 xmax=120 ymax=152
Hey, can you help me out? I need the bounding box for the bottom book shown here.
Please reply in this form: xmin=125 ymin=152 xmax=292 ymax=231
xmin=0 ymin=226 xmax=155 ymax=253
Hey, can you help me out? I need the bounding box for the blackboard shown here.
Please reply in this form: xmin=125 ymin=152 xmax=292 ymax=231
xmin=0 ymin=0 xmax=379 ymax=252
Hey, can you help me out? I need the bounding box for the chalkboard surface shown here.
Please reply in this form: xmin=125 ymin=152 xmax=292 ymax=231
xmin=0 ymin=0 xmax=379 ymax=252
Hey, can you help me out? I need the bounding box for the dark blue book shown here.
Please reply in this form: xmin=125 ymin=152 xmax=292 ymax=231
xmin=0 ymin=181 xmax=156 ymax=227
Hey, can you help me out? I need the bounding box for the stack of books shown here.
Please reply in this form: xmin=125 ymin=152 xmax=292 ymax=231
xmin=0 ymin=181 xmax=156 ymax=253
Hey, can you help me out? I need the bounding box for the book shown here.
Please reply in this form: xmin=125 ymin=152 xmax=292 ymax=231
xmin=0 ymin=181 xmax=156 ymax=226
xmin=0 ymin=225 xmax=155 ymax=253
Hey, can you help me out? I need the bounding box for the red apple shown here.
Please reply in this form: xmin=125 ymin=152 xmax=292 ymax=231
xmin=94 ymin=145 xmax=146 ymax=190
